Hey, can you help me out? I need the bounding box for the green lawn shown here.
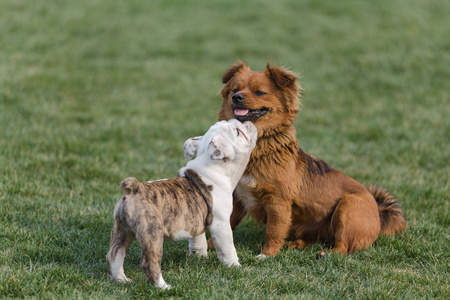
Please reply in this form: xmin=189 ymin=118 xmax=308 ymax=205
xmin=1 ymin=0 xmax=449 ymax=298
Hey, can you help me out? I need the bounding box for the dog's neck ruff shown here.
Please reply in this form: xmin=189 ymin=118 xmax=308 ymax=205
xmin=250 ymin=125 xmax=296 ymax=157
xmin=181 ymin=169 xmax=214 ymax=227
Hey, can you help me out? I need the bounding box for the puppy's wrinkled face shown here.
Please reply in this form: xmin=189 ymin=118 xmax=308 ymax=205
xmin=184 ymin=119 xmax=257 ymax=162
xmin=218 ymin=62 xmax=301 ymax=136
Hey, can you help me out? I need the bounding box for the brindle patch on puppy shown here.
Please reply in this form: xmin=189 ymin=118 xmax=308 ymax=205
xmin=107 ymin=170 xmax=211 ymax=289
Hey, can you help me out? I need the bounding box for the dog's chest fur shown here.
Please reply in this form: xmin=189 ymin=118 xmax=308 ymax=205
xmin=235 ymin=164 xmax=279 ymax=222
xmin=235 ymin=132 xmax=324 ymax=223
xmin=236 ymin=175 xmax=259 ymax=211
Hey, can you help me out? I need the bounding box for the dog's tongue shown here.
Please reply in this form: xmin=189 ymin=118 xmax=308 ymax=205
xmin=234 ymin=108 xmax=249 ymax=116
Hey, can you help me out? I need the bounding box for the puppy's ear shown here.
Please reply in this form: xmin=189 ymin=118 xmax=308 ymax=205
xmin=222 ymin=61 xmax=249 ymax=84
xmin=264 ymin=61 xmax=297 ymax=88
xmin=183 ymin=136 xmax=202 ymax=159
xmin=208 ymin=140 xmax=227 ymax=161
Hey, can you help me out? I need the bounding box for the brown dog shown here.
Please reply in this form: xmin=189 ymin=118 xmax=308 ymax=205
xmin=216 ymin=61 xmax=406 ymax=257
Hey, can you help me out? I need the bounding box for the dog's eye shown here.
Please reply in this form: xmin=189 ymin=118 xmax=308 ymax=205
xmin=232 ymin=89 xmax=239 ymax=94
xmin=254 ymin=90 xmax=266 ymax=96
xmin=236 ymin=129 xmax=240 ymax=136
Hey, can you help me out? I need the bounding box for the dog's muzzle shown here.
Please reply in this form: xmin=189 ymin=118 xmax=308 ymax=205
xmin=231 ymin=94 xmax=269 ymax=122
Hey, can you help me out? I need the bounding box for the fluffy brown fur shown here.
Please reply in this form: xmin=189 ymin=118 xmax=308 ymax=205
xmin=216 ymin=61 xmax=406 ymax=256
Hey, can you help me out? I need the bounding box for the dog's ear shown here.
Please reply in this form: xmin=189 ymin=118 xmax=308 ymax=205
xmin=183 ymin=136 xmax=202 ymax=159
xmin=264 ymin=61 xmax=297 ymax=88
xmin=208 ymin=140 xmax=228 ymax=162
xmin=222 ymin=61 xmax=249 ymax=84
xmin=220 ymin=61 xmax=250 ymax=102
xmin=264 ymin=62 xmax=301 ymax=113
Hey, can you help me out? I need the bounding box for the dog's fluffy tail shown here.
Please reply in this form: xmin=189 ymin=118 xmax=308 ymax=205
xmin=368 ymin=185 xmax=407 ymax=235
xmin=120 ymin=177 xmax=140 ymax=194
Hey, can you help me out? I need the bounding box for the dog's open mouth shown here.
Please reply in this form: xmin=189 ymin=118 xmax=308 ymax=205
xmin=233 ymin=107 xmax=269 ymax=122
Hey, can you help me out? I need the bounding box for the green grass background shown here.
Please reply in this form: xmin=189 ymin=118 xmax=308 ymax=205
xmin=1 ymin=0 xmax=449 ymax=298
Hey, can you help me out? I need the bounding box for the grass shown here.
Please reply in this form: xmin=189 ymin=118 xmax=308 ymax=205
xmin=1 ymin=0 xmax=449 ymax=298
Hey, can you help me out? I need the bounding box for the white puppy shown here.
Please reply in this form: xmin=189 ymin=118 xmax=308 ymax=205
xmin=106 ymin=119 xmax=257 ymax=289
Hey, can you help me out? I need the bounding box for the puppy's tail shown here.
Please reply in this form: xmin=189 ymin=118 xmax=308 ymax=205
xmin=368 ymin=185 xmax=407 ymax=235
xmin=120 ymin=177 xmax=140 ymax=194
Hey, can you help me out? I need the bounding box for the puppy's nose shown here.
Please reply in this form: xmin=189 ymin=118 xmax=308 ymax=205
xmin=232 ymin=94 xmax=244 ymax=104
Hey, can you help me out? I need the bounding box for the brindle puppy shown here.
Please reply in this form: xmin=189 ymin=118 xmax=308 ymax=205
xmin=106 ymin=119 xmax=257 ymax=289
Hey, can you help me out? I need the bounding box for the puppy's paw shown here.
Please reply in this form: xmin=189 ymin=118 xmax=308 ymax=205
xmin=155 ymin=282 xmax=172 ymax=290
xmin=256 ymin=253 xmax=268 ymax=260
xmin=189 ymin=250 xmax=208 ymax=257
xmin=111 ymin=274 xmax=131 ymax=283
xmin=155 ymin=275 xmax=172 ymax=290
xmin=223 ymin=260 xmax=241 ymax=267
xmin=183 ymin=136 xmax=202 ymax=159
xmin=230 ymin=261 xmax=241 ymax=267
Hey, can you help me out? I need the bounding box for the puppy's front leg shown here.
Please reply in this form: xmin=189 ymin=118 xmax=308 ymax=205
xmin=209 ymin=221 xmax=240 ymax=267
xmin=188 ymin=232 xmax=208 ymax=256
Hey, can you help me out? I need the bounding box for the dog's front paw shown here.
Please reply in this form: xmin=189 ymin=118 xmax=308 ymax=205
xmin=316 ymin=250 xmax=327 ymax=259
xmin=256 ymin=253 xmax=268 ymax=260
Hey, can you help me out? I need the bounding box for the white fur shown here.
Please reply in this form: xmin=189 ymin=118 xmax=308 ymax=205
xmin=256 ymin=254 xmax=267 ymax=260
xmin=109 ymin=249 xmax=131 ymax=282
xmin=188 ymin=232 xmax=208 ymax=256
xmin=183 ymin=136 xmax=202 ymax=159
xmin=236 ymin=181 xmax=259 ymax=211
xmin=155 ymin=274 xmax=171 ymax=290
xmin=240 ymin=174 xmax=257 ymax=188
xmin=146 ymin=178 xmax=168 ymax=183
xmin=181 ymin=119 xmax=257 ymax=267
xmin=173 ymin=230 xmax=192 ymax=241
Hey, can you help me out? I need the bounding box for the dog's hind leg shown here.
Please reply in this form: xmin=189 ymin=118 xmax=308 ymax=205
xmin=135 ymin=220 xmax=171 ymax=289
xmin=318 ymin=192 xmax=381 ymax=257
xmin=106 ymin=217 xmax=135 ymax=282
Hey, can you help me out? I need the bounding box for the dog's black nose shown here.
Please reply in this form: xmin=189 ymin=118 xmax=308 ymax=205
xmin=232 ymin=93 xmax=244 ymax=104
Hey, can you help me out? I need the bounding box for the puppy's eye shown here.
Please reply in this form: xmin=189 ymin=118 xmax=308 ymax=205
xmin=254 ymin=90 xmax=266 ymax=96
xmin=232 ymin=89 xmax=239 ymax=94
xmin=236 ymin=129 xmax=240 ymax=136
